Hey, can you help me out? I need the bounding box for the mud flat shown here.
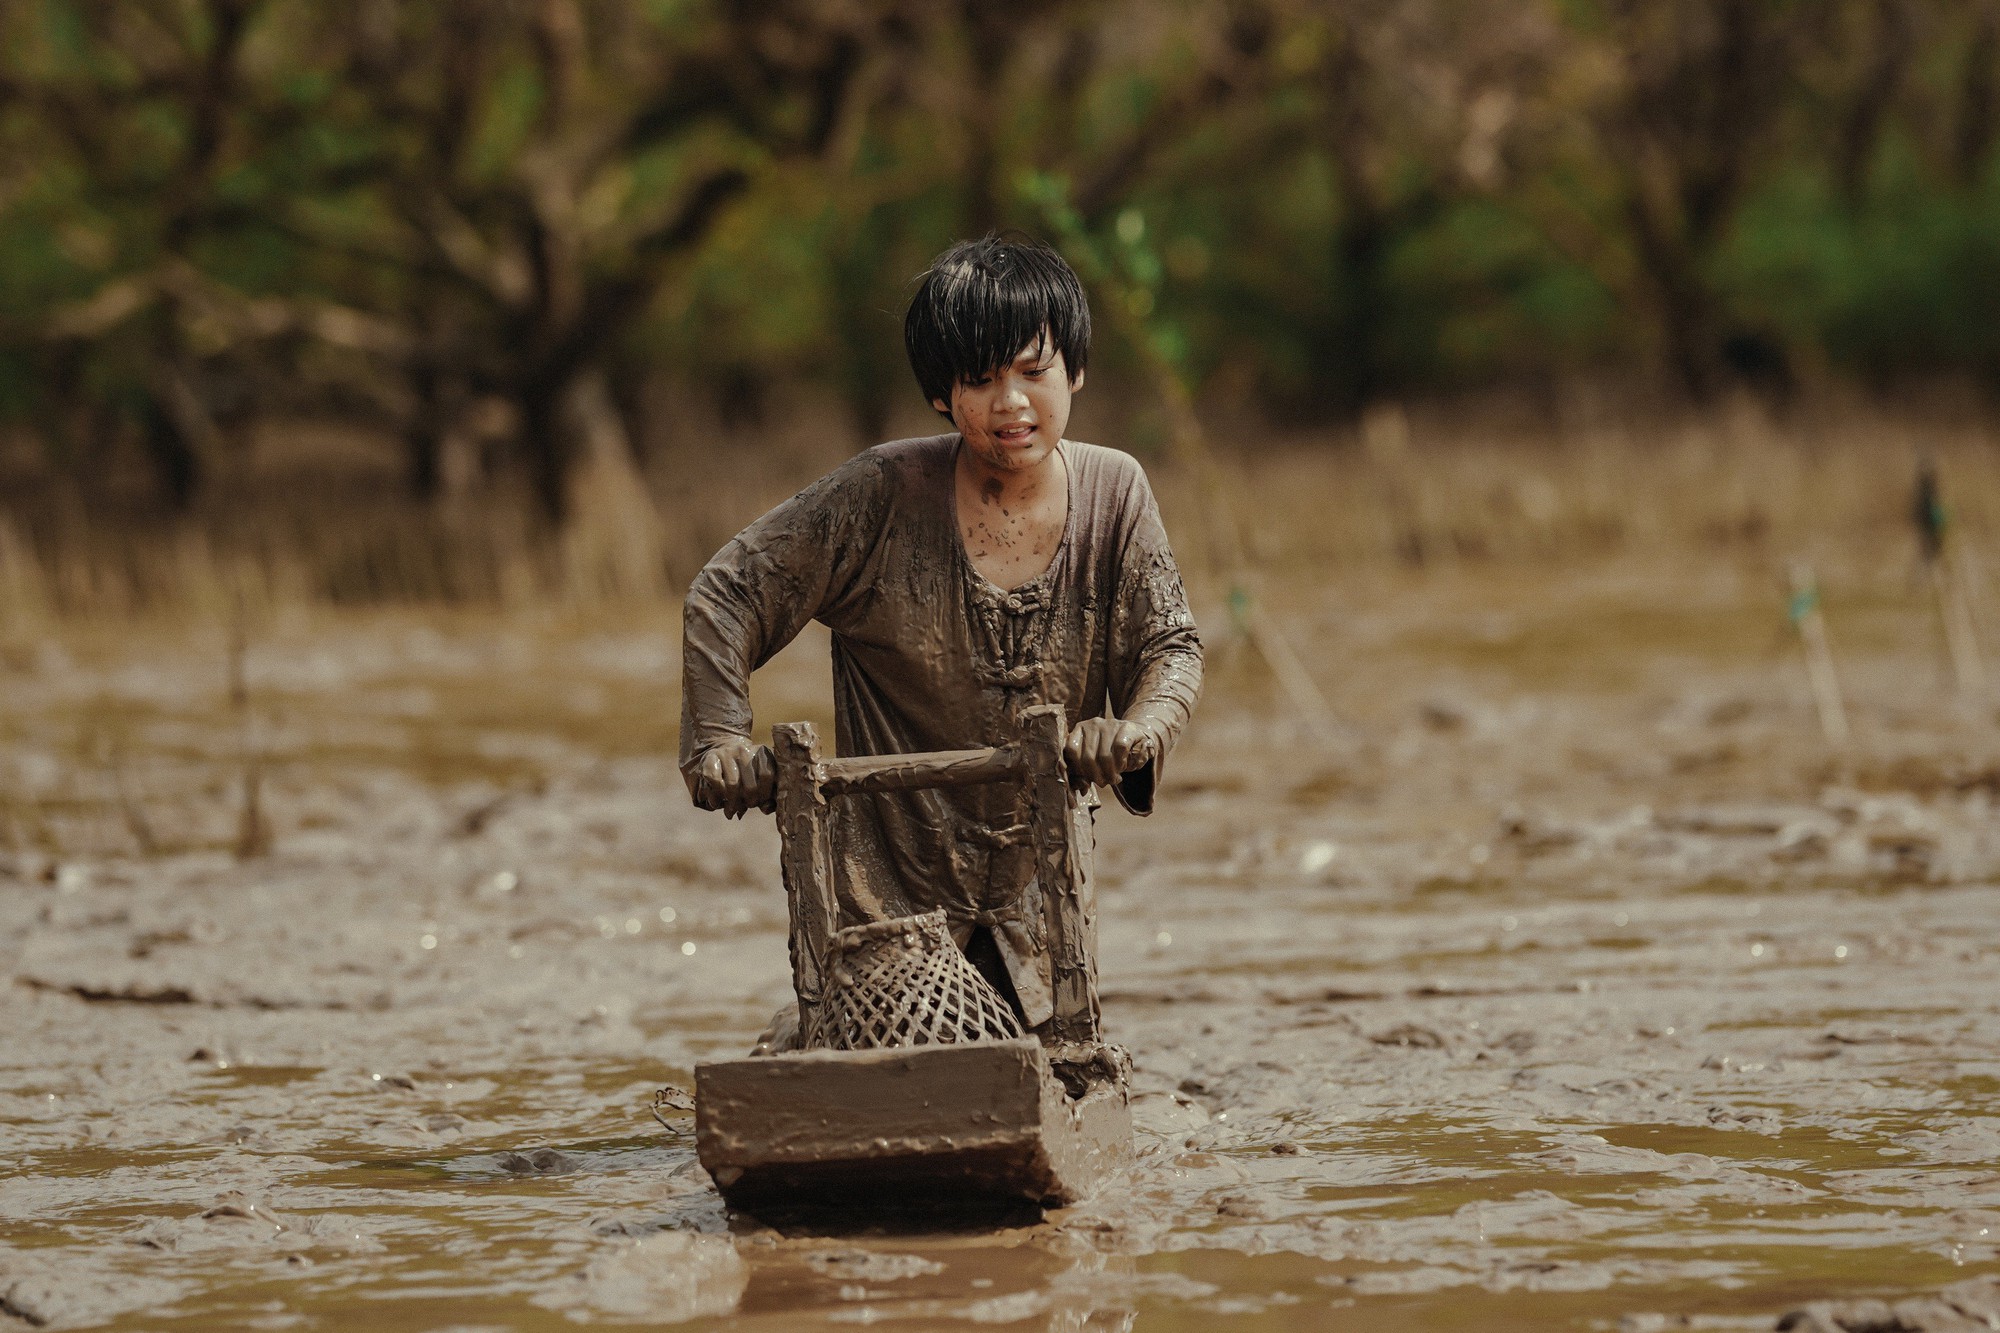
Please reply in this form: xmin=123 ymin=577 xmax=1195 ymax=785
xmin=2 ymin=554 xmax=1997 ymax=1330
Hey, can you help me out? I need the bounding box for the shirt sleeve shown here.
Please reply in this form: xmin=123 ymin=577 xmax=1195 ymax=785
xmin=1105 ymin=460 xmax=1204 ymax=815
xmin=679 ymin=454 xmax=889 ymax=785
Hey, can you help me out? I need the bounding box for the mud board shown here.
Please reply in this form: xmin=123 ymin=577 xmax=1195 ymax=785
xmin=696 ymin=1037 xmax=1129 ymax=1211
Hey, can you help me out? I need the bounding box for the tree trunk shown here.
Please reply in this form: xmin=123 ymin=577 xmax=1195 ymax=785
xmin=831 ymin=208 xmax=900 ymax=442
xmin=405 ymin=362 xmax=444 ymax=502
xmin=1327 ymin=202 xmax=1389 ymax=416
xmin=517 ymin=383 xmax=569 ymax=526
xmin=1625 ymin=185 xmax=1722 ymax=399
xmin=1320 ymin=27 xmax=1390 ymax=418
xmin=958 ymin=0 xmax=1033 ymax=236
xmin=140 ymin=398 xmax=201 ymax=512
xmin=1835 ymin=0 xmax=1912 ymax=206
xmin=1958 ymin=3 xmax=1999 ymax=188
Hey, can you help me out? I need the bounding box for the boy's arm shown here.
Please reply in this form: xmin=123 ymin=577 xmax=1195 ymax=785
xmin=680 ymin=458 xmax=887 ymax=810
xmin=1105 ymin=465 xmax=1204 ymax=815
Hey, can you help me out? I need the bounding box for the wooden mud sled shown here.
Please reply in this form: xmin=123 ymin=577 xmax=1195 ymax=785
xmin=695 ymin=704 xmax=1133 ymax=1217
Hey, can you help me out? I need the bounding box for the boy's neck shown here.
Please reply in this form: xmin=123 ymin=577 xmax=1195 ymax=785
xmin=954 ymin=438 xmax=1064 ymax=507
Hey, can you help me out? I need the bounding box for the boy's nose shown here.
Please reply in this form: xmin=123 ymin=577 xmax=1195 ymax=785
xmin=997 ymin=377 xmax=1030 ymax=408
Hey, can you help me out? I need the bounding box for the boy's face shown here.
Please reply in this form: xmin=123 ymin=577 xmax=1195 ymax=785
xmin=933 ymin=335 xmax=1083 ymax=474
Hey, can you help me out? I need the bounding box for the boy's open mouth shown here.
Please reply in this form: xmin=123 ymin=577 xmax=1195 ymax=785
xmin=993 ymin=422 xmax=1037 ymax=444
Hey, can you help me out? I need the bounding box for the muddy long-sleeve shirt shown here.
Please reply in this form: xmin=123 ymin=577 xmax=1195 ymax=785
xmin=679 ymin=434 xmax=1202 ymax=1023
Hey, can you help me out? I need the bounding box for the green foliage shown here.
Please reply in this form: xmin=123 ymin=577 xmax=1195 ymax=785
xmin=1727 ymin=137 xmax=2000 ymax=383
xmin=1386 ymin=198 xmax=1618 ymax=384
xmin=3 ymin=0 xmax=1998 ymax=518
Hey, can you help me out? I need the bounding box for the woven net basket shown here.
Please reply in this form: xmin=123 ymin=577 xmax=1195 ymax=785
xmin=805 ymin=910 xmax=1025 ymax=1050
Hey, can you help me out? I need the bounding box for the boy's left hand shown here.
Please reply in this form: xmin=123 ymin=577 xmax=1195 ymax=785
xmin=1065 ymin=718 xmax=1155 ymax=789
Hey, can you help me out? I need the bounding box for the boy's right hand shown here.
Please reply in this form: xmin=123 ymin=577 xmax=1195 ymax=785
xmin=689 ymin=740 xmax=777 ymax=819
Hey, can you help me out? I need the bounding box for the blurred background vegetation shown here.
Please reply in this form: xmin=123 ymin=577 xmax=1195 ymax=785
xmin=3 ymin=0 xmax=1999 ymax=613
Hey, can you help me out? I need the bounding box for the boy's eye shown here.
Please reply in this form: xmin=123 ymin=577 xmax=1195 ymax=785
xmin=965 ymin=376 xmax=991 ymax=388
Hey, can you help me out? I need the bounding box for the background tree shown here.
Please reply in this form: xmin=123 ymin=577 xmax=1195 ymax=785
xmin=6 ymin=0 xmax=2000 ymax=544
xmin=286 ymin=0 xmax=900 ymax=521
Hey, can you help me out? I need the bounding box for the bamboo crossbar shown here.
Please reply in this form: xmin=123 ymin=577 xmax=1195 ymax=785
xmin=818 ymin=746 xmax=1025 ymax=798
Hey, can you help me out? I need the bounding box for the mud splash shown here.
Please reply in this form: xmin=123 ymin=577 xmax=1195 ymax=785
xmin=3 ymin=558 xmax=1998 ymax=1329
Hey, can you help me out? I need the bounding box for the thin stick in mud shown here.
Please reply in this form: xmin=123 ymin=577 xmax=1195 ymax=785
xmin=1787 ymin=562 xmax=1849 ymax=748
xmin=228 ymin=589 xmax=269 ymax=860
xmin=1914 ymin=461 xmax=1988 ymax=700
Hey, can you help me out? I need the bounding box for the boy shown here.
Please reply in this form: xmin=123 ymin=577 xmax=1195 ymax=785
xmin=679 ymin=234 xmax=1201 ymax=1038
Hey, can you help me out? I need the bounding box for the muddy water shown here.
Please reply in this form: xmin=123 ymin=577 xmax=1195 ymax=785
xmin=3 ymin=558 xmax=1998 ymax=1330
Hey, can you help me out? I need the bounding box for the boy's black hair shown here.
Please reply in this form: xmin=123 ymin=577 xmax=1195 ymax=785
xmin=904 ymin=234 xmax=1091 ymax=415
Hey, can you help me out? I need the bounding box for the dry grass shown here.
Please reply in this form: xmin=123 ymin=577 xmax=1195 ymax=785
xmin=1157 ymin=395 xmax=2000 ymax=583
xmin=1 ymin=392 xmax=1995 ymax=631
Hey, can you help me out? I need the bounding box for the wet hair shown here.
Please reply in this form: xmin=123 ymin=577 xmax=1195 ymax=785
xmin=904 ymin=234 xmax=1091 ymax=415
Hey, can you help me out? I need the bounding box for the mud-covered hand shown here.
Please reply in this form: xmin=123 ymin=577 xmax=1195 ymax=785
xmin=688 ymin=739 xmax=776 ymax=819
xmin=1064 ymin=718 xmax=1156 ymax=789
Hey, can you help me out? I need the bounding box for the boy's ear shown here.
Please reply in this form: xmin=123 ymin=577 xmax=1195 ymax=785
xmin=1069 ymin=367 xmax=1086 ymax=392
xmin=930 ymin=397 xmax=954 ymax=419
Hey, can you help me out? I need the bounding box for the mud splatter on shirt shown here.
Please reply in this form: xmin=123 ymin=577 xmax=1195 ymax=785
xmin=680 ymin=434 xmax=1203 ymax=1021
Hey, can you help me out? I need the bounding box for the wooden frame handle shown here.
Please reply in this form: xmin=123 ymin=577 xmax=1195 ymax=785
xmin=769 ymin=705 xmax=1099 ymax=1047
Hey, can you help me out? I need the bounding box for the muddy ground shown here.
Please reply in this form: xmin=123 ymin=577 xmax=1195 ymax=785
xmin=3 ymin=554 xmax=1998 ymax=1331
